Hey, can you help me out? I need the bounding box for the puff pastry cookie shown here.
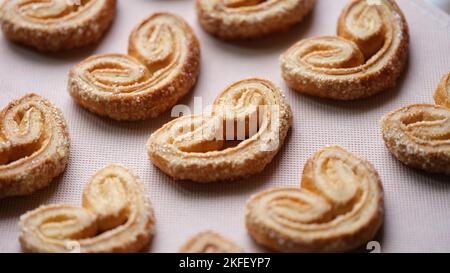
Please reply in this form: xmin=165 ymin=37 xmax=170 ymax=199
xmin=434 ymin=72 xmax=450 ymax=109
xmin=180 ymin=231 xmax=242 ymax=253
xmin=0 ymin=94 xmax=69 ymax=199
xmin=196 ymin=0 xmax=316 ymax=39
xmin=245 ymin=146 xmax=384 ymax=252
xmin=69 ymin=12 xmax=200 ymax=121
xmin=0 ymin=0 xmax=116 ymax=51
xmin=381 ymin=104 xmax=450 ymax=174
xmin=281 ymin=0 xmax=409 ymax=100
xmin=19 ymin=164 xmax=155 ymax=253
xmin=147 ymin=77 xmax=293 ymax=182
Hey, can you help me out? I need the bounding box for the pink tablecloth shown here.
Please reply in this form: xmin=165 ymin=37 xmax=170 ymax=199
xmin=0 ymin=0 xmax=449 ymax=253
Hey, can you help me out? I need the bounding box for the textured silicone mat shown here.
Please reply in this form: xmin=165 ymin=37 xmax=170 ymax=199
xmin=0 ymin=0 xmax=449 ymax=253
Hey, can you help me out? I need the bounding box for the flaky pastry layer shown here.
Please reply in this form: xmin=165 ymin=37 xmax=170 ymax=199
xmin=179 ymin=231 xmax=243 ymax=253
xmin=281 ymin=0 xmax=409 ymax=100
xmin=0 ymin=94 xmax=69 ymax=199
xmin=196 ymin=0 xmax=316 ymax=39
xmin=19 ymin=164 xmax=155 ymax=253
xmin=381 ymin=104 xmax=450 ymax=174
xmin=245 ymin=146 xmax=384 ymax=252
xmin=147 ymin=77 xmax=292 ymax=183
xmin=68 ymin=12 xmax=200 ymax=121
xmin=0 ymin=0 xmax=116 ymax=51
xmin=434 ymin=72 xmax=450 ymax=109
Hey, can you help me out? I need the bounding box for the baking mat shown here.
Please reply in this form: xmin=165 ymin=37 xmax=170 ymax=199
xmin=0 ymin=0 xmax=449 ymax=253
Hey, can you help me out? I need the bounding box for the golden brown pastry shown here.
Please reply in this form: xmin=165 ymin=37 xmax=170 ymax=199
xmin=19 ymin=164 xmax=155 ymax=253
xmin=179 ymin=231 xmax=243 ymax=253
xmin=147 ymin=77 xmax=293 ymax=182
xmin=0 ymin=0 xmax=116 ymax=51
xmin=0 ymin=94 xmax=69 ymax=199
xmin=434 ymin=72 xmax=450 ymax=109
xmin=196 ymin=0 xmax=316 ymax=39
xmin=245 ymin=146 xmax=384 ymax=252
xmin=381 ymin=104 xmax=450 ymax=174
xmin=68 ymin=12 xmax=200 ymax=121
xmin=281 ymin=0 xmax=409 ymax=100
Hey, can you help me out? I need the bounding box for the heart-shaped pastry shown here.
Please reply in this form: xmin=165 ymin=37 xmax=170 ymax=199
xmin=0 ymin=94 xmax=69 ymax=199
xmin=434 ymin=72 xmax=450 ymax=109
xmin=179 ymin=231 xmax=242 ymax=253
xmin=147 ymin=77 xmax=293 ymax=183
xmin=0 ymin=0 xmax=116 ymax=51
xmin=196 ymin=0 xmax=316 ymax=39
xmin=19 ymin=164 xmax=155 ymax=253
xmin=381 ymin=104 xmax=450 ymax=174
xmin=245 ymin=146 xmax=384 ymax=252
xmin=69 ymin=12 xmax=200 ymax=121
xmin=281 ymin=0 xmax=409 ymax=100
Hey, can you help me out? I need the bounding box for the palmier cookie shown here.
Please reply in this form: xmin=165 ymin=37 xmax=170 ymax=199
xmin=19 ymin=164 xmax=155 ymax=253
xmin=281 ymin=0 xmax=409 ymax=100
xmin=0 ymin=94 xmax=69 ymax=199
xmin=434 ymin=72 xmax=450 ymax=109
xmin=381 ymin=104 xmax=450 ymax=174
xmin=0 ymin=0 xmax=116 ymax=51
xmin=68 ymin=12 xmax=200 ymax=121
xmin=147 ymin=77 xmax=293 ymax=183
xmin=196 ymin=0 xmax=316 ymax=39
xmin=245 ymin=146 xmax=384 ymax=252
xmin=179 ymin=231 xmax=242 ymax=253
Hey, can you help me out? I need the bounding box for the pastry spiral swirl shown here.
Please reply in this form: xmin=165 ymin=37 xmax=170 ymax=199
xmin=147 ymin=78 xmax=292 ymax=183
xmin=0 ymin=94 xmax=69 ymax=199
xmin=19 ymin=164 xmax=155 ymax=253
xmin=281 ymin=0 xmax=409 ymax=100
xmin=245 ymin=146 xmax=384 ymax=252
xmin=179 ymin=231 xmax=242 ymax=253
xmin=0 ymin=0 xmax=116 ymax=51
xmin=434 ymin=72 xmax=450 ymax=109
xmin=68 ymin=12 xmax=200 ymax=121
xmin=381 ymin=104 xmax=450 ymax=174
xmin=196 ymin=0 xmax=316 ymax=39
